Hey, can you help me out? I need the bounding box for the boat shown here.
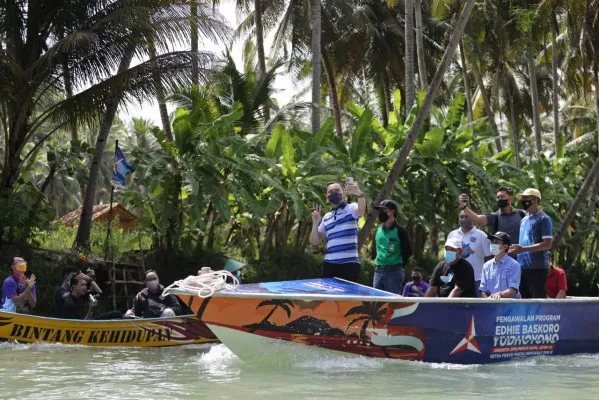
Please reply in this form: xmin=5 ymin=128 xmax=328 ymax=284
xmin=172 ymin=277 xmax=599 ymax=364
xmin=0 ymin=310 xmax=217 ymax=347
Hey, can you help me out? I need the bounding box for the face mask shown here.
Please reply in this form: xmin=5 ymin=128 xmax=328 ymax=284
xmin=490 ymin=244 xmax=502 ymax=256
xmin=14 ymin=263 xmax=27 ymax=274
xmin=444 ymin=250 xmax=457 ymax=263
xmin=459 ymin=218 xmax=472 ymax=229
xmin=497 ymin=199 xmax=509 ymax=209
xmin=147 ymin=280 xmax=159 ymax=291
xmin=328 ymin=192 xmax=343 ymax=205
xmin=378 ymin=212 xmax=389 ymax=223
xmin=521 ymin=200 xmax=533 ymax=210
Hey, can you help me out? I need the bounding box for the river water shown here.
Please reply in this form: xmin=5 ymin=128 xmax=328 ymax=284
xmin=1 ymin=342 xmax=598 ymax=399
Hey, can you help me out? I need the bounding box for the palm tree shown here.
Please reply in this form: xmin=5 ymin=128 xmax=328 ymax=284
xmin=358 ymin=0 xmax=476 ymax=248
xmin=311 ymin=0 xmax=322 ymax=133
xmin=72 ymin=1 xmax=230 ymax=249
xmin=405 ymin=0 xmax=415 ymax=109
xmin=256 ymin=299 xmax=296 ymax=324
xmin=344 ymin=302 xmax=387 ymax=344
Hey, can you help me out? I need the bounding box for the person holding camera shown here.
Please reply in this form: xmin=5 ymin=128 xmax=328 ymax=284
xmin=310 ymin=179 xmax=366 ymax=283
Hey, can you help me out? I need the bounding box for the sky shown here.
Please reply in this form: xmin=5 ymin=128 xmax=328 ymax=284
xmin=123 ymin=3 xmax=300 ymax=125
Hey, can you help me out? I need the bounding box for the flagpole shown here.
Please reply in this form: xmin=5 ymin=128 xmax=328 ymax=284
xmin=104 ymin=140 xmax=117 ymax=262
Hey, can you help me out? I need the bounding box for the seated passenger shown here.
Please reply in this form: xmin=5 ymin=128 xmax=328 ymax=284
xmin=62 ymin=275 xmax=121 ymax=320
xmin=55 ymin=265 xmax=79 ymax=317
xmin=425 ymin=238 xmax=476 ymax=298
xmin=124 ymin=270 xmax=182 ymax=318
xmin=1 ymin=257 xmax=36 ymax=313
xmin=401 ymin=268 xmax=429 ymax=297
xmin=479 ymin=232 xmax=521 ymax=299
xmin=61 ymin=276 xmax=92 ymax=320
xmin=546 ymin=255 xmax=567 ymax=299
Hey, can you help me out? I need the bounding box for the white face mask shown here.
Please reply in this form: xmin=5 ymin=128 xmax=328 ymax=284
xmin=490 ymin=244 xmax=503 ymax=256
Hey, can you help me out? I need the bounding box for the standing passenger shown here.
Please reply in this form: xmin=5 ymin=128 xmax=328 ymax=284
xmin=371 ymin=200 xmax=412 ymax=294
xmin=509 ymin=188 xmax=553 ymax=298
xmin=447 ymin=210 xmax=492 ymax=293
xmin=310 ymin=180 xmax=366 ymax=283
xmin=459 ymin=187 xmax=526 ymax=259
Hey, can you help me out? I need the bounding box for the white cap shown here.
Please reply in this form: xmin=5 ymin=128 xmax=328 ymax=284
xmin=444 ymin=237 xmax=463 ymax=249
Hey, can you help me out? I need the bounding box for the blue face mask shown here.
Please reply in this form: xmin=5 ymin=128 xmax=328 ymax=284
xmin=328 ymin=192 xmax=343 ymax=205
xmin=444 ymin=250 xmax=457 ymax=263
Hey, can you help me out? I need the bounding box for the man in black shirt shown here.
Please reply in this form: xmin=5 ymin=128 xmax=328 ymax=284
xmin=61 ymin=276 xmax=90 ymax=319
xmin=425 ymin=237 xmax=477 ymax=298
xmin=124 ymin=270 xmax=182 ymax=318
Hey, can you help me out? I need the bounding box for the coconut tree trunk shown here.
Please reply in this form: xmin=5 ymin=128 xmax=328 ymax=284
xmin=62 ymin=62 xmax=78 ymax=143
xmin=254 ymin=0 xmax=270 ymax=121
xmin=379 ymin=79 xmax=389 ymax=127
xmin=358 ymin=0 xmax=476 ymax=248
xmin=472 ymin=63 xmax=502 ymax=152
xmin=528 ymin=52 xmax=543 ymax=154
xmin=405 ymin=0 xmax=415 ymax=109
xmin=459 ymin=41 xmax=474 ymax=122
xmin=74 ymin=51 xmax=134 ymax=249
xmin=415 ymin=0 xmax=427 ymax=90
xmin=505 ymin=72 xmax=522 ymax=168
xmin=191 ymin=0 xmax=199 ymax=86
xmin=551 ymin=22 xmax=562 ymax=157
xmin=552 ymin=156 xmax=599 ymax=250
xmin=311 ymin=0 xmax=322 ymax=133
xmin=322 ymin=49 xmax=343 ymax=137
xmin=149 ymin=46 xmax=174 ymax=142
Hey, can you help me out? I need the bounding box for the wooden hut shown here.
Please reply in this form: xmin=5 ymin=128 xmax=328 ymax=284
xmin=59 ymin=203 xmax=140 ymax=231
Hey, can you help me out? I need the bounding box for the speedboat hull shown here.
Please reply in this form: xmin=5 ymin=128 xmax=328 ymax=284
xmin=0 ymin=311 xmax=217 ymax=347
xmin=176 ymin=278 xmax=599 ymax=364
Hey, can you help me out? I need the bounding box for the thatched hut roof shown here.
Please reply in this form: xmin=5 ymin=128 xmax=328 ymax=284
xmin=59 ymin=203 xmax=140 ymax=231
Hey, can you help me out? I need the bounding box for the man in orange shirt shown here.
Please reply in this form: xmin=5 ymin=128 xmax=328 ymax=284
xmin=546 ymin=259 xmax=567 ymax=299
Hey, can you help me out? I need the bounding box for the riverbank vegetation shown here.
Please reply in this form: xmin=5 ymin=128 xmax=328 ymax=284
xmin=1 ymin=0 xmax=598 ymax=295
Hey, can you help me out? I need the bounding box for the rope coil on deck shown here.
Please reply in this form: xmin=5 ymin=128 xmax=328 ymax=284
xmin=163 ymin=267 xmax=239 ymax=298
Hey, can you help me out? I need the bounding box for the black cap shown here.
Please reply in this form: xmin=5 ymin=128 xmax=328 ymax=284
xmin=487 ymin=231 xmax=511 ymax=245
xmin=374 ymin=200 xmax=398 ymax=215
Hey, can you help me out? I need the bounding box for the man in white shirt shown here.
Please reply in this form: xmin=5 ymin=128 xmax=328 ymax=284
xmin=447 ymin=211 xmax=492 ymax=294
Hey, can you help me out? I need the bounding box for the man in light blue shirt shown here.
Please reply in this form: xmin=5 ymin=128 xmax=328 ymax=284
xmin=480 ymin=232 xmax=521 ymax=299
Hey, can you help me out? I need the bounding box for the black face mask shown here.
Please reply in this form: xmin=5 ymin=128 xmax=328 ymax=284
xmin=497 ymin=199 xmax=509 ymax=209
xmin=521 ymin=200 xmax=533 ymax=210
xmin=378 ymin=212 xmax=390 ymax=223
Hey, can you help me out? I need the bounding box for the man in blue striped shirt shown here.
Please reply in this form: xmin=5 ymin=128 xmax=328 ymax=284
xmin=311 ymin=180 xmax=366 ymax=282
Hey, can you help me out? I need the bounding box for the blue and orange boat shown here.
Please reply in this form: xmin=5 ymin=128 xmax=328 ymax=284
xmin=173 ymin=278 xmax=599 ymax=364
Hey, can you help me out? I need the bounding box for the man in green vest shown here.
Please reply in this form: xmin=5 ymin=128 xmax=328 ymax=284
xmin=371 ymin=200 xmax=413 ymax=294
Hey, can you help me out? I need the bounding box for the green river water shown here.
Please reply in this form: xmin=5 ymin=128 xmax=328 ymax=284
xmin=1 ymin=342 xmax=598 ymax=399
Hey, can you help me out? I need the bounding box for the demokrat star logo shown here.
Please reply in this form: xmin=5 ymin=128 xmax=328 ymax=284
xmin=450 ymin=316 xmax=481 ymax=355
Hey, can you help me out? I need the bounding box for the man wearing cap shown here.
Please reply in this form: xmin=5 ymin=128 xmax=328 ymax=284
xmin=479 ymin=232 xmax=521 ymax=299
xmin=311 ymin=180 xmax=366 ymax=282
xmin=509 ymin=188 xmax=553 ymax=298
xmin=1 ymin=257 xmax=37 ymax=313
xmin=370 ymin=200 xmax=412 ymax=294
xmin=447 ymin=210 xmax=492 ymax=294
xmin=459 ymin=187 xmax=526 ymax=259
xmin=425 ymin=238 xmax=476 ymax=298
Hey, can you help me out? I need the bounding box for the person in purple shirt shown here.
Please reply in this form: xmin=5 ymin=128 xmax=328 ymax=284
xmin=1 ymin=257 xmax=37 ymax=313
xmin=402 ymin=268 xmax=429 ymax=297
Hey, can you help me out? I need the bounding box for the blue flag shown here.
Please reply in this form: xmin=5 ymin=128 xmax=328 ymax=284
xmin=111 ymin=143 xmax=133 ymax=187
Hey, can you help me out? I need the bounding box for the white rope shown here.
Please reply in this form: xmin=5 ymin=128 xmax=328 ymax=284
xmin=162 ymin=267 xmax=239 ymax=298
